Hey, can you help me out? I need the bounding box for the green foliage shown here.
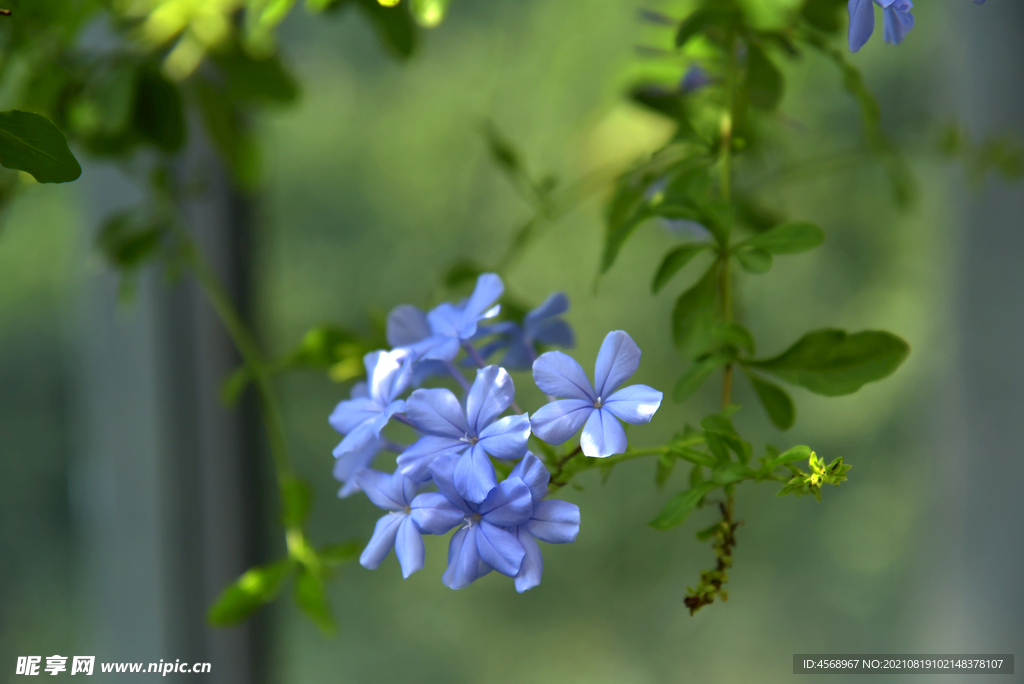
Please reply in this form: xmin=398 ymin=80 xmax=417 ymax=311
xmin=671 ymin=265 xmax=717 ymax=355
xmin=0 ymin=111 xmax=81 ymax=183
xmin=281 ymin=476 xmax=314 ymax=528
xmin=207 ymin=559 xmax=294 ymax=626
xmin=649 ymin=481 xmax=717 ymax=531
xmin=777 ymin=451 xmax=851 ymax=501
xmin=744 ymin=371 xmax=795 ymax=430
xmin=735 ymin=221 xmax=824 ymax=255
xmin=294 ymin=564 xmax=336 ymax=635
xmin=746 ymin=329 xmax=910 ymax=396
xmin=652 ymin=243 xmax=711 ymax=293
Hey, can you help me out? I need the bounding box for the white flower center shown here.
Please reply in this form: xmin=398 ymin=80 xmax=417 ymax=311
xmin=460 ymin=433 xmax=479 ymax=446
xmin=594 ymin=396 xmax=604 ymax=409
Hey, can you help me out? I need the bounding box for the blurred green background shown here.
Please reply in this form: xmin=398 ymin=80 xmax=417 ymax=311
xmin=2 ymin=1 xmax=1021 ymax=682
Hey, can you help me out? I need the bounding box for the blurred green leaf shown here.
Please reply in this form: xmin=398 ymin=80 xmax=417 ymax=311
xmin=652 ymin=243 xmax=710 ymax=294
xmin=649 ymin=481 xmax=717 ymax=531
xmin=671 ymin=446 xmax=717 ymax=468
xmin=208 ymin=559 xmax=293 ymax=626
xmin=409 ymin=0 xmax=450 ymax=27
xmin=801 ymin=0 xmax=847 ymax=33
xmin=748 ymin=329 xmax=910 ymax=396
xmin=319 ymin=540 xmax=363 ymax=566
xmin=294 ymin=565 xmax=336 ymax=635
xmin=210 ymin=44 xmax=300 ymax=104
xmin=737 ymin=221 xmax=824 ymax=254
xmin=444 ymin=260 xmax=486 ymax=289
xmin=674 ymin=352 xmax=728 ymax=402
xmin=193 ymin=81 xmax=259 ymax=187
xmin=672 ymin=265 xmax=717 ymax=356
xmin=734 ymin=247 xmax=772 ymax=273
xmin=675 ymin=7 xmax=740 ymax=48
xmin=134 ymin=65 xmax=185 ymax=152
xmin=0 ymin=110 xmax=81 ymax=183
xmin=745 ymin=371 xmax=795 ymax=430
xmin=713 ymin=322 xmax=755 ymax=356
xmin=96 ymin=212 xmax=167 ymax=271
xmin=281 ymin=477 xmax=313 ymax=528
xmin=746 ymin=44 xmax=783 ymax=111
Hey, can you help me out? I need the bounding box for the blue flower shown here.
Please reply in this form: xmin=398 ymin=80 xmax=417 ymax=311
xmin=333 ymin=437 xmax=383 ymax=498
xmin=411 ymin=453 xmax=533 ymax=590
xmin=680 ymin=64 xmax=712 ymax=93
xmin=355 ymin=469 xmax=427 ymax=578
xmin=848 ymin=0 xmax=914 ymax=53
xmin=387 ymin=273 xmax=504 ymax=363
xmin=476 ymin=292 xmax=576 ymax=371
xmin=397 ymin=365 xmax=531 ymax=502
xmin=506 ymin=453 xmax=581 ymax=593
xmin=530 ymin=330 xmax=663 ymax=458
xmin=328 ymin=349 xmax=411 ymax=457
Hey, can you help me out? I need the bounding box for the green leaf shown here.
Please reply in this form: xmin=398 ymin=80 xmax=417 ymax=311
xmin=746 ymin=44 xmax=784 ymax=111
xmin=193 ymin=82 xmax=259 ymax=187
xmin=673 ymin=353 xmax=728 ymax=402
xmin=210 ymin=44 xmax=299 ymax=103
xmin=349 ymin=0 xmax=418 ymax=58
xmin=319 ymin=540 xmax=363 ymax=567
xmin=767 ymin=444 xmax=812 ymax=468
xmin=134 ymin=66 xmax=186 ymax=152
xmin=207 ymin=559 xmax=293 ymax=626
xmin=96 ymin=212 xmax=166 ymax=271
xmin=670 ymin=446 xmax=717 ymax=468
xmin=443 ymin=260 xmax=486 ymax=289
xmin=714 ymin=322 xmax=755 ymax=356
xmin=294 ymin=565 xmax=335 ymax=635
xmin=734 ymin=247 xmax=772 ymax=274
xmin=0 ymin=110 xmax=81 ymax=183
xmin=801 ymin=0 xmax=847 ymax=33
xmin=748 ymin=329 xmax=910 ymax=396
xmin=672 ymin=266 xmax=717 ymax=356
xmin=629 ymin=86 xmax=697 ymax=136
xmin=712 ymin=462 xmax=752 ymax=485
xmin=649 ymin=481 xmax=717 ymax=531
xmin=655 ymin=453 xmax=675 ymax=489
xmin=738 ymin=221 xmax=824 ymax=255
xmin=281 ymin=477 xmax=313 ymax=528
xmin=409 ymin=0 xmax=450 ymax=27
xmin=745 ymin=371 xmax=795 ymax=430
xmin=652 ymin=243 xmax=710 ymax=294
xmin=675 ymin=8 xmax=740 ymax=48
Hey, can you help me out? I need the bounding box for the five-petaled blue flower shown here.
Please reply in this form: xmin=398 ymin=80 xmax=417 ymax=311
xmin=387 ymin=273 xmax=504 ymax=363
xmin=476 ymin=292 xmax=576 ymax=371
xmin=356 ymin=469 xmax=429 ymax=578
xmin=397 ymin=365 xmax=531 ymax=502
xmin=530 ymin=330 xmax=663 ymax=458
xmin=329 ymin=349 xmax=410 ymax=456
xmin=411 ymin=453 xmax=534 ymax=590
xmin=506 ymin=453 xmax=581 ymax=593
xmin=333 ymin=437 xmax=383 ymax=498
xmin=848 ymin=0 xmax=914 ymax=52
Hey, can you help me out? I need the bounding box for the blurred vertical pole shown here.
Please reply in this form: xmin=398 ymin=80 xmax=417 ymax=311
xmin=76 ymin=117 xmax=267 ymax=682
xmin=927 ymin=0 xmax=1024 ymax=659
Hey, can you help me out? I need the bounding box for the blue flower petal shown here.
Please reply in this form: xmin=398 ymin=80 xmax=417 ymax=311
xmin=478 ymin=477 xmax=533 ymax=527
xmin=532 ymin=319 xmax=575 ymax=349
xmin=478 ymin=413 xmax=531 ymax=460
xmin=396 ymin=435 xmax=466 ymax=483
xmin=580 ymin=407 xmax=628 ymax=458
xmin=443 ymin=526 xmax=482 ymax=590
xmin=394 ymin=517 xmax=425 ymax=578
xmin=427 ymin=452 xmax=475 ymax=515
xmin=526 ymin=499 xmax=581 ymax=544
xmin=530 ymin=398 xmax=594 ymax=446
xmin=353 ymin=469 xmax=406 ymax=511
xmin=333 ymin=439 xmax=382 ymax=498
xmin=406 ymin=388 xmax=470 ymax=438
xmin=410 ymin=492 xmax=465 ymax=534
xmin=387 ymin=304 xmax=431 ymax=348
xmin=882 ymin=4 xmax=913 ymax=45
xmin=466 ymin=365 xmax=515 ymax=433
xmin=454 ymin=444 xmax=498 ymax=504
xmin=359 ymin=513 xmax=404 ymax=570
xmin=603 ymin=384 xmax=663 ymax=425
xmin=475 ymin=521 xmax=525 ymax=577
xmin=459 ymin=273 xmax=504 ymax=338
xmin=366 ymin=349 xmax=412 ymax=404
xmin=532 ymin=351 xmax=595 ymax=401
xmin=524 ymin=292 xmax=569 ymax=330
xmin=593 ymin=330 xmax=642 ymax=399
xmin=509 ymin=452 xmax=550 ymax=503
xmin=514 ymin=528 xmax=544 ymax=593
xmin=848 ymin=0 xmax=876 ymax=52
xmin=328 ymin=397 xmax=377 ymax=436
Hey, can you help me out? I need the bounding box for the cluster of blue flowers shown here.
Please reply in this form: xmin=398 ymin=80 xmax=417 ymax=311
xmin=848 ymin=0 xmax=986 ymax=53
xmin=328 ymin=273 xmax=664 ymax=591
